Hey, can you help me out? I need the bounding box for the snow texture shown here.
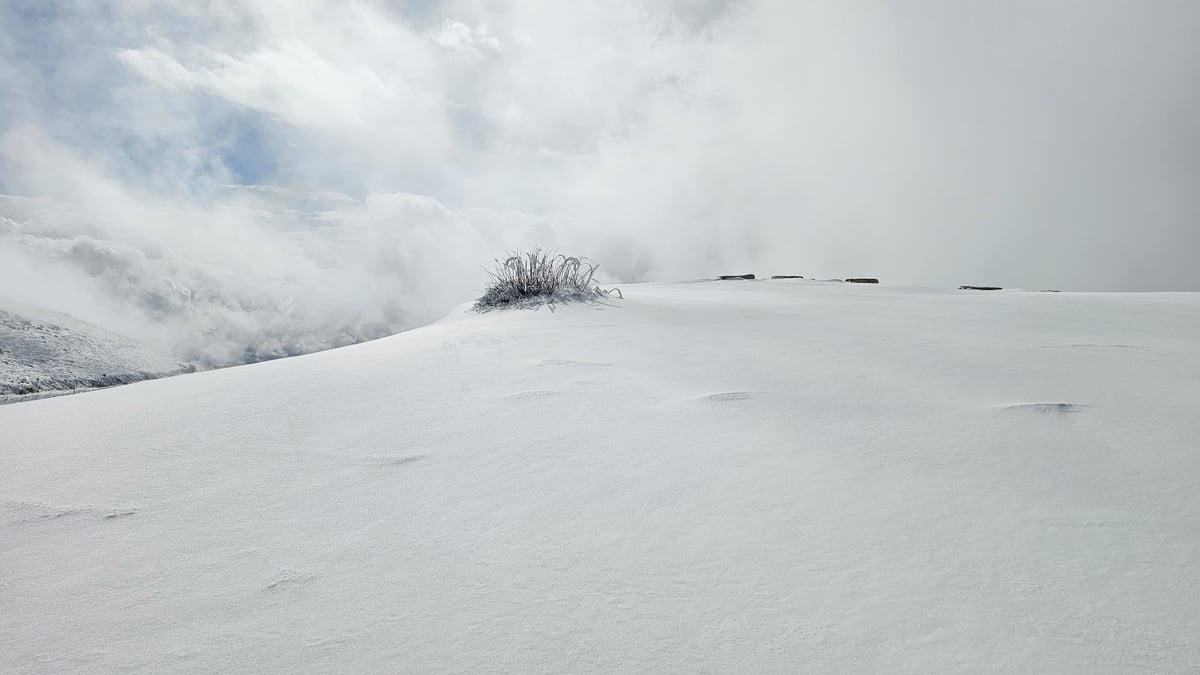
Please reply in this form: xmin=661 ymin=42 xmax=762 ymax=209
xmin=2 ymin=281 xmax=1199 ymax=672
xmin=0 ymin=297 xmax=189 ymax=404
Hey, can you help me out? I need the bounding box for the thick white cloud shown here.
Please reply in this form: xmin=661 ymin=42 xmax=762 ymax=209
xmin=1 ymin=0 xmax=1198 ymax=365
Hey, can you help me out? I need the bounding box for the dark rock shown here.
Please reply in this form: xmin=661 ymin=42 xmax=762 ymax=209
xmin=959 ymin=285 xmax=1002 ymax=291
xmin=845 ymin=278 xmax=879 ymax=284
xmin=770 ymin=275 xmax=805 ymax=279
xmin=717 ymin=274 xmax=756 ymax=280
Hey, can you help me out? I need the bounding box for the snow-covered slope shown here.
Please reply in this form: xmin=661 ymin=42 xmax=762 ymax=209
xmin=0 ymin=297 xmax=189 ymax=404
xmin=3 ymin=281 xmax=1199 ymax=673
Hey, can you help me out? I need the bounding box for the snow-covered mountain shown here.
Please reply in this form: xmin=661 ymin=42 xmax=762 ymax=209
xmin=0 ymin=297 xmax=189 ymax=404
xmin=3 ymin=280 xmax=1199 ymax=672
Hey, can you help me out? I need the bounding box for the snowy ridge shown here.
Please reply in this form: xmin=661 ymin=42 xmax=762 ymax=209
xmin=2 ymin=280 xmax=1199 ymax=672
xmin=0 ymin=297 xmax=189 ymax=404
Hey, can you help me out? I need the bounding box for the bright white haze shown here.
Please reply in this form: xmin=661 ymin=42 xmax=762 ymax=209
xmin=2 ymin=0 xmax=1198 ymax=365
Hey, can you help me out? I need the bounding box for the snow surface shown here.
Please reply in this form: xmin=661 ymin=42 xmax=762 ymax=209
xmin=0 ymin=297 xmax=188 ymax=404
xmin=2 ymin=280 xmax=1199 ymax=673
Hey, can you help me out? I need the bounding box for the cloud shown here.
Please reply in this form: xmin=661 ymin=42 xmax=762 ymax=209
xmin=434 ymin=21 xmax=501 ymax=57
xmin=1 ymin=0 xmax=1198 ymax=366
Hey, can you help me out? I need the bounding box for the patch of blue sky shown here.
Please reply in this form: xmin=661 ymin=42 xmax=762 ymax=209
xmin=214 ymin=110 xmax=281 ymax=187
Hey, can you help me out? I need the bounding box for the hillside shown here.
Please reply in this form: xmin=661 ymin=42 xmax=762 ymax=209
xmin=3 ymin=280 xmax=1199 ymax=672
xmin=0 ymin=297 xmax=189 ymax=404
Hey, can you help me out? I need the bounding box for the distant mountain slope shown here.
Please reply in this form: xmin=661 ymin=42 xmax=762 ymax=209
xmin=0 ymin=298 xmax=190 ymax=403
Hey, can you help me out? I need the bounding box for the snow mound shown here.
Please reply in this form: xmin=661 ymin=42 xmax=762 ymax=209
xmin=2 ymin=281 xmax=1199 ymax=672
xmin=0 ymin=297 xmax=189 ymax=403
xmin=1002 ymin=402 xmax=1088 ymax=414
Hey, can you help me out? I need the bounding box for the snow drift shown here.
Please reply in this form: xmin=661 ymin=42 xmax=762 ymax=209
xmin=2 ymin=280 xmax=1199 ymax=672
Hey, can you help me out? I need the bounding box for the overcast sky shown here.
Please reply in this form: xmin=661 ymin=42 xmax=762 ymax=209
xmin=2 ymin=1 xmax=1198 ymax=362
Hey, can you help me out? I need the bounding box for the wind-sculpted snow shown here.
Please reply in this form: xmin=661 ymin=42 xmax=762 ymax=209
xmin=2 ymin=281 xmax=1199 ymax=672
